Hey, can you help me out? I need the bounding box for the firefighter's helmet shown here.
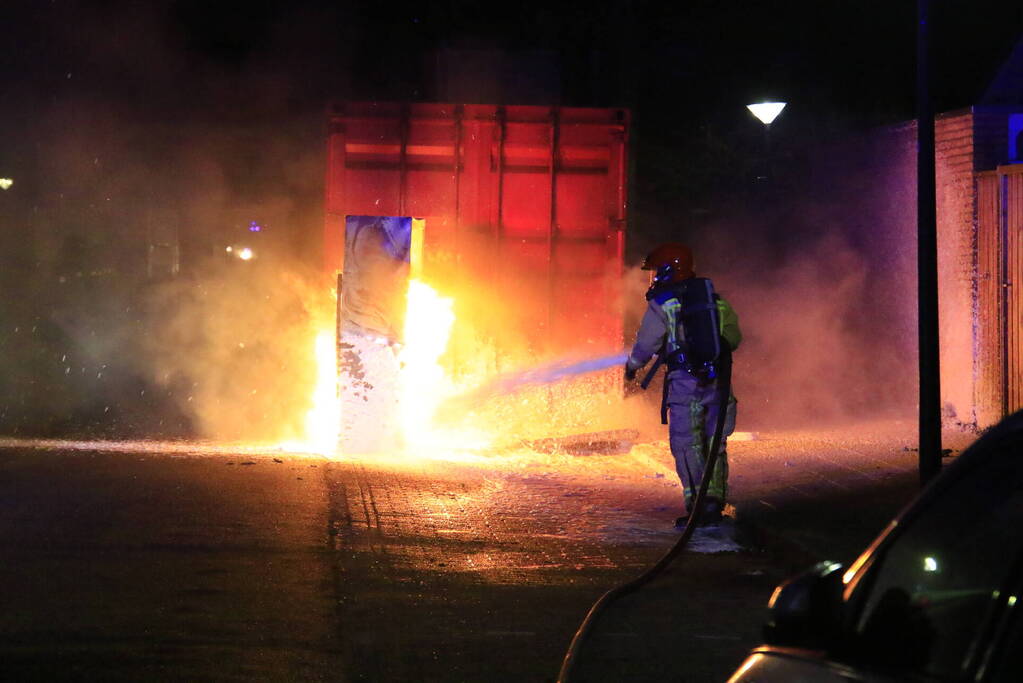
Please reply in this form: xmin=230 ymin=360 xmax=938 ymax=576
xmin=642 ymin=243 xmax=695 ymax=283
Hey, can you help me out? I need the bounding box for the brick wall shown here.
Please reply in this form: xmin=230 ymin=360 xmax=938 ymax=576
xmin=934 ymin=111 xmax=978 ymax=428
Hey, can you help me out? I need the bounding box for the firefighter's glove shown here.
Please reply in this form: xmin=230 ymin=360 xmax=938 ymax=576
xmin=624 ymin=365 xmax=637 ymax=382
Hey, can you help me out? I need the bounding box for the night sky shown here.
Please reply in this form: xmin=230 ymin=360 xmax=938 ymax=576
xmin=6 ymin=2 xmax=1021 ymax=116
xmin=2 ymin=1 xmax=1022 ymax=250
xmin=0 ymin=0 xmax=1019 ymax=280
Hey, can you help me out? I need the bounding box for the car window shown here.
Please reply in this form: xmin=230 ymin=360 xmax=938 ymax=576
xmin=850 ymin=443 xmax=1023 ymax=678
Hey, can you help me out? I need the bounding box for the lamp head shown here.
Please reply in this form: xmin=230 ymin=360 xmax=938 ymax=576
xmin=747 ymin=102 xmax=787 ymax=125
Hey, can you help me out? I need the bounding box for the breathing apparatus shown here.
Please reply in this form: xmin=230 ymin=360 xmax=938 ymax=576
xmin=640 ymin=260 xmax=725 ymax=422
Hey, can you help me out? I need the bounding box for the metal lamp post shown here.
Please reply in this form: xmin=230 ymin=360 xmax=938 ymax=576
xmin=747 ymin=102 xmax=786 ymax=182
xmin=917 ymin=0 xmax=941 ymax=484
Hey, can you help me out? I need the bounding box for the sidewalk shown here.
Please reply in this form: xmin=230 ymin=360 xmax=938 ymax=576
xmin=569 ymin=420 xmax=981 ymax=682
xmin=725 ymin=421 xmax=977 ymax=567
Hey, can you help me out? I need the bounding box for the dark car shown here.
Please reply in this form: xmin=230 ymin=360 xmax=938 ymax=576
xmin=728 ymin=411 xmax=1023 ymax=683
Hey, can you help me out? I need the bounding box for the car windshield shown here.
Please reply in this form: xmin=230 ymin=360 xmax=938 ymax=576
xmin=850 ymin=438 xmax=1023 ymax=678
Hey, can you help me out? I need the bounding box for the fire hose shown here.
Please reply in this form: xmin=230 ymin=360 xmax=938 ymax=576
xmin=556 ymin=342 xmax=733 ymax=683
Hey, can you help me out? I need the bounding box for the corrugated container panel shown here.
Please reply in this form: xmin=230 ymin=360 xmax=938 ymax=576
xmin=325 ymin=102 xmax=629 ymax=360
xmin=975 ymin=172 xmax=1003 ymax=427
xmin=1007 ymin=169 xmax=1023 ymax=414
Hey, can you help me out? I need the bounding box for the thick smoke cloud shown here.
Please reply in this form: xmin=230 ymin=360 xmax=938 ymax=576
xmin=624 ymin=128 xmax=919 ymax=430
xmin=0 ymin=2 xmax=340 ymax=439
xmin=0 ymin=1 xmax=922 ymax=441
xmin=710 ymin=230 xmax=914 ymax=429
xmin=138 ymin=262 xmax=334 ymax=441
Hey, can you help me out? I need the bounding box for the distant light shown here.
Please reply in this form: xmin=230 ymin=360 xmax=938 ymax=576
xmin=0 ymin=178 xmax=13 ymax=190
xmin=238 ymin=247 xmax=254 ymax=261
xmin=249 ymin=221 xmax=263 ymax=232
xmin=747 ymin=102 xmax=787 ymax=125
xmin=225 ymin=246 xmax=233 ymax=253
xmin=1009 ymin=595 xmax=1018 ymax=608
xmin=923 ymin=556 xmax=938 ymax=572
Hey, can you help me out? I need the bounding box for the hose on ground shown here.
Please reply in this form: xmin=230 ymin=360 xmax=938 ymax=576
xmin=556 ymin=343 xmax=733 ymax=683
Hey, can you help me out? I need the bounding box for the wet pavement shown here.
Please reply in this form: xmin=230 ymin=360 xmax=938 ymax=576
xmin=0 ymin=421 xmax=978 ymax=681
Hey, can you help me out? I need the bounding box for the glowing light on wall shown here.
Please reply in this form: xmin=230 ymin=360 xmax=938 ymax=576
xmin=746 ymin=102 xmax=787 ymax=125
xmin=0 ymin=178 xmax=13 ymax=190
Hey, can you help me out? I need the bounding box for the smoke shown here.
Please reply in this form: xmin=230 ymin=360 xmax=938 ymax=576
xmin=0 ymin=2 xmax=340 ymax=440
xmin=719 ymin=231 xmax=914 ymax=428
xmin=137 ymin=260 xmax=332 ymax=441
xmin=0 ymin=233 xmax=334 ymax=441
xmin=432 ymin=122 xmax=921 ymax=441
xmin=622 ymin=128 xmax=919 ymax=430
xmin=0 ymin=2 xmax=922 ymax=442
xmin=620 ymin=239 xmax=915 ymax=431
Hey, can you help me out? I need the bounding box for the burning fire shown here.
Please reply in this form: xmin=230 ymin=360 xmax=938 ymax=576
xmin=293 ymin=276 xmax=623 ymax=458
xmin=302 ymin=329 xmax=340 ymax=453
xmin=399 ymin=279 xmax=456 ymax=443
xmin=296 ymin=278 xmax=483 ymax=456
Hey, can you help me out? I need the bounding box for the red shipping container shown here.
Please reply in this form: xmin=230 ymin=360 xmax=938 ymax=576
xmin=325 ymin=102 xmax=628 ymax=362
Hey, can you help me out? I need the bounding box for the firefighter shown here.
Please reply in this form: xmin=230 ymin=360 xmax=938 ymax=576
xmin=624 ymin=244 xmax=741 ymax=527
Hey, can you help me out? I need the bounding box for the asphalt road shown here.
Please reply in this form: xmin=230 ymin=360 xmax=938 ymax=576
xmin=1 ymin=426 xmax=945 ymax=682
xmin=0 ymin=446 xmax=341 ymax=681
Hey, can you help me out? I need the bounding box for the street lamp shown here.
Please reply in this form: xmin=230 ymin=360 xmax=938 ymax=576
xmin=746 ymin=102 xmax=786 ymax=126
xmin=746 ymin=102 xmax=787 ymax=183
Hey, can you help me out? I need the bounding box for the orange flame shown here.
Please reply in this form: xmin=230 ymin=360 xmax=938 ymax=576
xmin=397 ymin=280 xmax=491 ymax=454
xmin=302 ymin=329 xmax=340 ymax=454
xmin=293 ymin=278 xmax=489 ymax=457
xmin=399 ymin=280 xmax=455 ymax=441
